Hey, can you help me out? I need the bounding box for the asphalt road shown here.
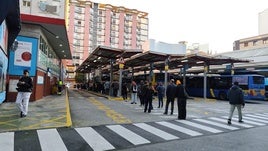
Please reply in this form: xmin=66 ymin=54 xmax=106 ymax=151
xmin=67 ymin=89 xmax=268 ymax=151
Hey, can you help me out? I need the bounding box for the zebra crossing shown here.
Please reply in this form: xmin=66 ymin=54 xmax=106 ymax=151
xmin=1 ymin=113 xmax=268 ymax=151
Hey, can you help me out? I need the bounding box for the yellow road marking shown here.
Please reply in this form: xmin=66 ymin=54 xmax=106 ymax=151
xmin=65 ymin=90 xmax=72 ymax=127
xmin=89 ymin=97 xmax=132 ymax=124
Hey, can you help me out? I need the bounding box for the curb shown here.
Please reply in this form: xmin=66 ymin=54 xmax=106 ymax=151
xmin=65 ymin=89 xmax=72 ymax=127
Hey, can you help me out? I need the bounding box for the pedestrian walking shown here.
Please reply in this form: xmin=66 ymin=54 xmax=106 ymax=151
xmin=122 ymin=82 xmax=128 ymax=101
xmin=15 ymin=70 xmax=33 ymax=118
xmin=227 ymin=81 xmax=245 ymax=125
xmin=164 ymin=79 xmax=177 ymax=115
xmin=130 ymin=80 xmax=138 ymax=104
xmin=144 ymin=82 xmax=154 ymax=113
xmin=176 ymin=80 xmax=188 ymax=120
xmin=156 ymin=82 xmax=165 ymax=108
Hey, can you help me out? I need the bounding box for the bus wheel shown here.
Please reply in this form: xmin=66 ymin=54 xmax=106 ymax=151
xmin=219 ymin=92 xmax=227 ymax=100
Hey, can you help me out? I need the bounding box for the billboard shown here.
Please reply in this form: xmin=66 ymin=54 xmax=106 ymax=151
xmin=0 ymin=20 xmax=8 ymax=54
xmin=0 ymin=49 xmax=8 ymax=103
xmin=8 ymin=36 xmax=38 ymax=76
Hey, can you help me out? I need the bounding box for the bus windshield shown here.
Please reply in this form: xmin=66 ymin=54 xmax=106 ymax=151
xmin=253 ymin=76 xmax=264 ymax=84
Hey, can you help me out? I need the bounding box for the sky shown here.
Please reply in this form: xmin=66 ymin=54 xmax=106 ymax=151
xmin=93 ymin=0 xmax=268 ymax=53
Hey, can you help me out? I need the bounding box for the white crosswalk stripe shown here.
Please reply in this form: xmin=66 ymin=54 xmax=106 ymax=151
xmin=246 ymin=114 xmax=268 ymax=120
xmin=107 ymin=125 xmax=151 ymax=145
xmin=0 ymin=132 xmax=14 ymax=151
xmin=2 ymin=113 xmax=268 ymax=151
xmin=245 ymin=114 xmax=268 ymax=120
xmin=76 ymin=127 xmax=115 ymax=151
xmin=175 ymin=120 xmax=223 ymax=133
xmin=134 ymin=123 xmax=179 ymax=140
xmin=242 ymin=116 xmax=268 ymax=124
xmin=156 ymin=121 xmax=203 ymax=136
xmin=37 ymin=129 xmax=68 ymax=151
xmin=254 ymin=113 xmax=268 ymax=118
xmin=193 ymin=119 xmax=239 ymax=130
xmin=208 ymin=117 xmax=254 ymax=128
xmin=223 ymin=116 xmax=266 ymax=126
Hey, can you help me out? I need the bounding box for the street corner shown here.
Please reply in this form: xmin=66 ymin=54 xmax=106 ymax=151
xmin=0 ymin=91 xmax=72 ymax=133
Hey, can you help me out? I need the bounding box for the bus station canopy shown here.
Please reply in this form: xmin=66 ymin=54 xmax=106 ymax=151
xmin=76 ymin=46 xmax=142 ymax=73
xmin=97 ymin=51 xmax=184 ymax=74
xmin=168 ymin=53 xmax=251 ymax=69
xmin=77 ymin=46 xmax=251 ymax=74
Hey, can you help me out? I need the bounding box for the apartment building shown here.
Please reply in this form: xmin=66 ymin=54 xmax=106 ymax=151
xmin=66 ymin=0 xmax=149 ymax=79
xmin=259 ymin=9 xmax=268 ymax=35
xmin=233 ymin=34 xmax=268 ymax=51
xmin=233 ymin=9 xmax=268 ymax=51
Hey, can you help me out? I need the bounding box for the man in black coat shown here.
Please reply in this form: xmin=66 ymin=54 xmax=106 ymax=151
xmin=227 ymin=81 xmax=245 ymax=124
xmin=15 ymin=70 xmax=33 ymax=118
xmin=164 ymin=79 xmax=177 ymax=115
xmin=176 ymin=80 xmax=188 ymax=119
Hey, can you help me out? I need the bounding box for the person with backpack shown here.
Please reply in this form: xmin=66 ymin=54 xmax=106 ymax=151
xmin=156 ymin=82 xmax=165 ymax=108
xmin=227 ymin=81 xmax=245 ymax=125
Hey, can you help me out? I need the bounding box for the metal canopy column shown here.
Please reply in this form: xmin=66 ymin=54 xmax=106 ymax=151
xmin=164 ymin=58 xmax=169 ymax=90
xmin=109 ymin=59 xmax=114 ymax=96
xmin=230 ymin=63 xmax=234 ymax=75
xmin=149 ymin=63 xmax=154 ymax=83
xmin=203 ymin=63 xmax=209 ymax=99
xmin=183 ymin=65 xmax=187 ymax=87
xmin=118 ymin=57 xmax=125 ymax=96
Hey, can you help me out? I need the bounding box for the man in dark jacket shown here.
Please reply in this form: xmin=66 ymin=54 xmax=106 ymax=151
xmin=15 ymin=70 xmax=33 ymax=118
xmin=227 ymin=81 xmax=245 ymax=124
xmin=156 ymin=82 xmax=165 ymax=108
xmin=176 ymin=80 xmax=188 ymax=120
xmin=144 ymin=82 xmax=154 ymax=113
xmin=164 ymin=79 xmax=177 ymax=115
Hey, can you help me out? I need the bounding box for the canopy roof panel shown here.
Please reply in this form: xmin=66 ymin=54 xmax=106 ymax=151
xmin=76 ymin=46 xmax=142 ymax=73
xmin=77 ymin=46 xmax=250 ymax=74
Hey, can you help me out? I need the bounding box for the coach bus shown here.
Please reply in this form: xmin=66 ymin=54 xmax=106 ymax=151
xmin=265 ymin=77 xmax=268 ymax=99
xmin=185 ymin=74 xmax=266 ymax=100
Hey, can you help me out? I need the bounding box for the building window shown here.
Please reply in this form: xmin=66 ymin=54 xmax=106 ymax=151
xmin=99 ymin=10 xmax=103 ymax=16
xmin=263 ymin=39 xmax=268 ymax=44
xmin=244 ymin=42 xmax=248 ymax=47
xmin=253 ymin=40 xmax=257 ymax=46
xmin=23 ymin=0 xmax=31 ymax=7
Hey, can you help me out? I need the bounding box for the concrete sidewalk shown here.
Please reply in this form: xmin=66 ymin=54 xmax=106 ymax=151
xmin=0 ymin=90 xmax=72 ymax=133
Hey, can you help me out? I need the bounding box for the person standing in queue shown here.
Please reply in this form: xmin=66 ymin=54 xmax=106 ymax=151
xmin=130 ymin=80 xmax=138 ymax=104
xmin=164 ymin=79 xmax=177 ymax=115
xmin=111 ymin=80 xmax=119 ymax=97
xmin=176 ymin=80 xmax=188 ymax=120
xmin=15 ymin=70 xmax=33 ymax=118
xmin=156 ymin=82 xmax=165 ymax=108
xmin=137 ymin=80 xmax=145 ymax=106
xmin=144 ymin=82 xmax=154 ymax=113
xmin=121 ymin=82 xmax=128 ymax=102
xmin=227 ymin=81 xmax=245 ymax=125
